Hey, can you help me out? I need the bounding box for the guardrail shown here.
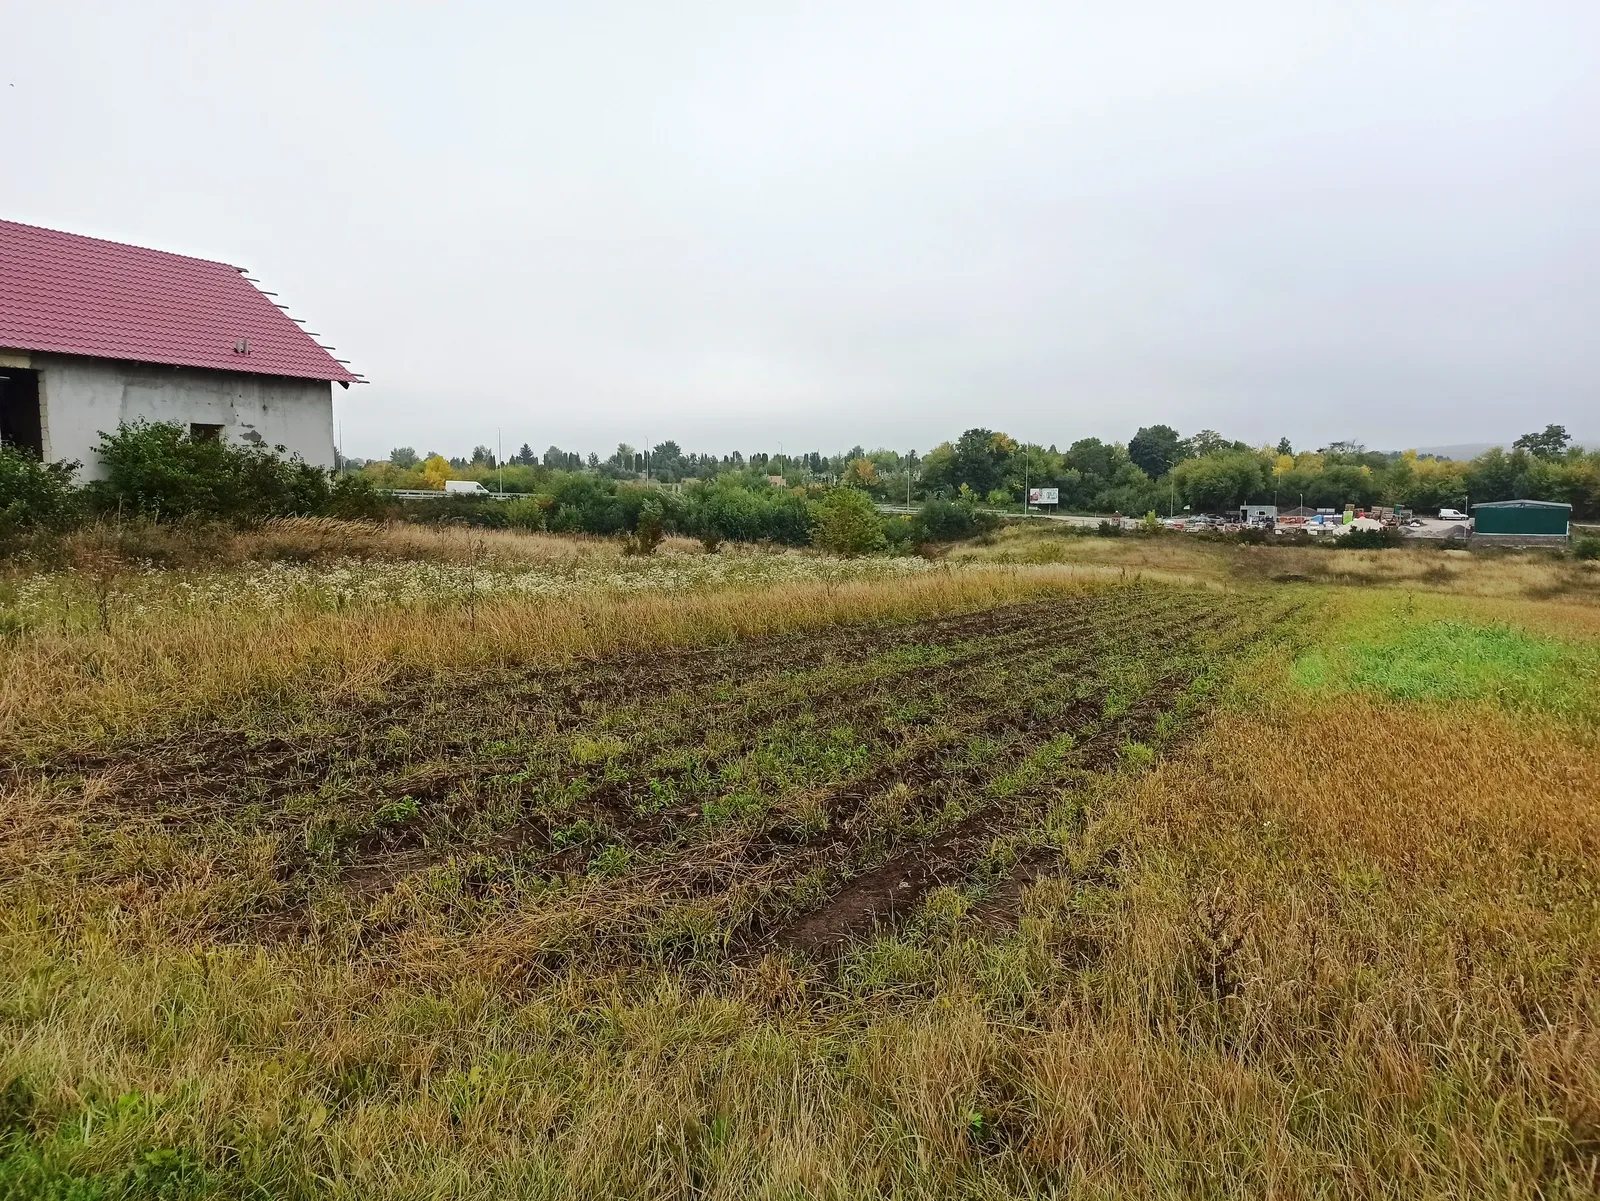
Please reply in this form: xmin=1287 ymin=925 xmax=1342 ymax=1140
xmin=382 ymin=489 xmax=522 ymax=502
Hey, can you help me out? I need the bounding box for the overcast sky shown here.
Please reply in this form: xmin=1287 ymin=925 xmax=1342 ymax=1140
xmin=4 ymin=2 xmax=1597 ymax=458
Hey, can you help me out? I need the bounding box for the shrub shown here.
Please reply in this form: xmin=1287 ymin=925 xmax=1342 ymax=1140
xmin=1573 ymin=535 xmax=1600 ymax=562
xmin=910 ymin=498 xmax=996 ymax=543
xmin=622 ymin=498 xmax=666 ymax=555
xmin=544 ymin=474 xmax=625 ymax=535
xmin=1333 ymin=526 xmax=1404 ymax=550
xmin=0 ymin=446 xmax=81 ymax=547
xmin=1096 ymin=519 xmax=1124 ymax=538
xmin=326 ymin=472 xmax=387 ymax=520
xmin=87 ymin=420 xmax=336 ymax=522
xmin=809 ymin=487 xmax=885 ymax=557
xmin=502 ymin=496 xmax=549 ymax=531
xmin=404 ymin=495 xmax=512 ymax=528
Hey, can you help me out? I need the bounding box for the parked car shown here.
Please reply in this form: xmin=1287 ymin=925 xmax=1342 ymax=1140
xmin=445 ymin=480 xmax=492 ymax=495
xmin=1438 ymin=508 xmax=1470 ymax=522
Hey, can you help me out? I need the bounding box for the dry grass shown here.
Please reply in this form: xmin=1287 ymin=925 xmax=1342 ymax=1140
xmin=1 ymin=538 xmax=1597 ymax=1197
xmin=8 ymin=515 xmax=702 ymax=569
xmin=0 ymin=561 xmax=1149 ymax=759
xmin=956 ymin=522 xmax=1600 ymax=601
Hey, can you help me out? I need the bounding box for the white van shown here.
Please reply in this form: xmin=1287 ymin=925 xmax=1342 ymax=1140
xmin=1437 ymin=508 xmax=1470 ymax=522
xmin=444 ymin=480 xmax=491 ymax=495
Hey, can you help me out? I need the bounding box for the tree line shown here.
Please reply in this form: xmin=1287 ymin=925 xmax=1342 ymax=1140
xmin=358 ymin=423 xmax=1599 ymax=519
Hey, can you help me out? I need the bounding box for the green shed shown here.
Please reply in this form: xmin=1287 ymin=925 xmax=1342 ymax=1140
xmin=1471 ymin=499 xmax=1571 ymax=538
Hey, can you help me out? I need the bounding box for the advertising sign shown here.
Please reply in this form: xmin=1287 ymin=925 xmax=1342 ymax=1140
xmin=1027 ymin=487 xmax=1059 ymax=505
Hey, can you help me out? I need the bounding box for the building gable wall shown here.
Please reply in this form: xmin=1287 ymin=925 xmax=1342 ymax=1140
xmin=30 ymin=352 xmax=334 ymax=479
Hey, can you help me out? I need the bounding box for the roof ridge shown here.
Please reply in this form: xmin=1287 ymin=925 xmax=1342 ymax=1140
xmin=0 ymin=216 xmax=238 ymax=271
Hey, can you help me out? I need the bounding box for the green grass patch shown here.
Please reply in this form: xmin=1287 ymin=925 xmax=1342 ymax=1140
xmin=1293 ymin=619 xmax=1600 ymax=720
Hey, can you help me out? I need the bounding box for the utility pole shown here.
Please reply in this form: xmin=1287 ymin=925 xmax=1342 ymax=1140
xmin=497 ymin=426 xmax=503 ymax=494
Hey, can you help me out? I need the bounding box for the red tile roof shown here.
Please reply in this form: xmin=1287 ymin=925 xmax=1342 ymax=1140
xmin=0 ymin=219 xmax=361 ymax=383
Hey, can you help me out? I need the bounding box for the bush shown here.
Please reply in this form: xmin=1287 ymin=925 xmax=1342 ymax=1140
xmin=1096 ymin=519 xmax=1124 ymax=538
xmin=326 ymin=472 xmax=387 ymax=520
xmin=622 ymin=498 xmax=666 ymax=555
xmin=909 ymin=498 xmax=996 ymax=543
xmin=1573 ymin=535 xmax=1600 ymax=562
xmin=1332 ymin=526 xmax=1404 ymax=550
xmin=809 ymin=487 xmax=885 ymax=557
xmin=87 ymin=420 xmax=336 ymax=522
xmin=0 ymin=446 xmax=80 ymax=547
xmin=682 ymin=480 xmax=809 ymax=548
xmin=403 ymin=495 xmax=512 ymax=528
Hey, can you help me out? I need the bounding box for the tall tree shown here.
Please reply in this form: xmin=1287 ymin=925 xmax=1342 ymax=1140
xmin=950 ymin=428 xmax=1012 ymax=495
xmin=1513 ymin=424 xmax=1571 ymax=458
xmin=1128 ymin=425 xmax=1184 ymax=478
xmin=388 ymin=446 xmax=418 ymax=468
xmin=1184 ymin=429 xmax=1230 ymax=457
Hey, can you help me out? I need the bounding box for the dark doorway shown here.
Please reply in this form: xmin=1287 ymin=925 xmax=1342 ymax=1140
xmin=0 ymin=368 xmax=43 ymax=457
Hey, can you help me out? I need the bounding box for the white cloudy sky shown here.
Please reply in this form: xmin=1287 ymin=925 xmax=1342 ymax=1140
xmin=4 ymin=1 xmax=1597 ymax=458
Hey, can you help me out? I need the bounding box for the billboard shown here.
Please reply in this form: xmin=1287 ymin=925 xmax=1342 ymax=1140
xmin=1027 ymin=487 xmax=1059 ymax=505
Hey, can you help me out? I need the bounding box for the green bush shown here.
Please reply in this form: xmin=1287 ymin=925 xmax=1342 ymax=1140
xmin=403 ymin=495 xmax=512 ymax=528
xmin=809 ymin=487 xmax=885 ymax=557
xmin=0 ymin=445 xmax=81 ymax=546
xmin=1573 ymin=535 xmax=1600 ymax=562
xmin=622 ymin=498 xmax=666 ymax=555
xmin=87 ymin=420 xmax=335 ymax=522
xmin=325 ymin=472 xmax=387 ymax=520
xmin=909 ymin=498 xmax=996 ymax=543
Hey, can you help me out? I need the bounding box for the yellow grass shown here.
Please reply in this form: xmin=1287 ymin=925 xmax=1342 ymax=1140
xmin=2 ymin=538 xmax=1597 ymax=1197
xmin=0 ymin=561 xmax=1154 ymax=758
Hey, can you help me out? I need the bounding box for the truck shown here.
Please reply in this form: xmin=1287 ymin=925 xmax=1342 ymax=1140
xmin=444 ymin=480 xmax=491 ymax=496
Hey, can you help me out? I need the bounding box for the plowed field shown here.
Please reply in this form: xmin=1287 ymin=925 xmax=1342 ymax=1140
xmin=9 ymin=584 xmax=1293 ymax=973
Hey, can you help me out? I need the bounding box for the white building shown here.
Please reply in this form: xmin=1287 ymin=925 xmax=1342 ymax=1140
xmin=0 ymin=219 xmax=361 ymax=478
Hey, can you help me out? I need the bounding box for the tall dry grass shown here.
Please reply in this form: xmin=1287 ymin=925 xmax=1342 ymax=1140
xmin=0 ymin=563 xmax=1145 ymax=759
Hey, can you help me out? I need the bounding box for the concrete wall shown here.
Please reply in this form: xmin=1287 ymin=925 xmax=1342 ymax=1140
xmin=27 ymin=352 xmax=335 ymax=479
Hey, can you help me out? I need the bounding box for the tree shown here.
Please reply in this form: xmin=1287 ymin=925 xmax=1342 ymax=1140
xmin=1513 ymin=424 xmax=1571 ymax=459
xmin=843 ymin=457 xmax=878 ymax=487
xmin=1275 ymin=437 xmax=1293 ymax=456
xmin=516 ymin=443 xmax=537 ymax=466
xmin=1128 ymin=425 xmax=1184 ymax=479
xmin=421 ymin=454 xmax=453 ymax=488
xmin=949 ymin=428 xmax=1013 ymax=495
xmin=809 ymin=487 xmax=885 ymax=557
xmin=1170 ymin=449 xmax=1271 ymax=511
xmin=388 ymin=446 xmax=419 ymax=468
xmin=470 ymin=445 xmax=495 ymax=468
xmin=1184 ymin=429 xmax=1230 ymax=458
